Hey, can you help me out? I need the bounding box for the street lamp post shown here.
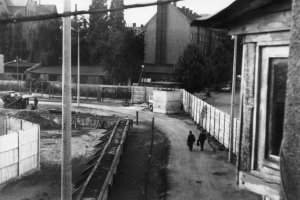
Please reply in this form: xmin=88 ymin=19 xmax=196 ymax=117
xmin=77 ymin=29 xmax=80 ymax=107
xmin=16 ymin=57 xmax=19 ymax=92
xmin=71 ymin=27 xmax=80 ymax=107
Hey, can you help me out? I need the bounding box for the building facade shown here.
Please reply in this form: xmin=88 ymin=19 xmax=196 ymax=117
xmin=143 ymin=1 xmax=221 ymax=82
xmin=4 ymin=60 xmax=39 ymax=80
xmin=192 ymin=0 xmax=299 ymax=199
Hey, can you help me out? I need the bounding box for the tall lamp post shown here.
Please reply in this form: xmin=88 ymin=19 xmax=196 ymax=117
xmin=5 ymin=57 xmax=21 ymax=92
xmin=16 ymin=56 xmax=20 ymax=92
xmin=71 ymin=27 xmax=80 ymax=107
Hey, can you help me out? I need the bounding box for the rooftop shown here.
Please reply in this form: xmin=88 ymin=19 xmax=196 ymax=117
xmin=28 ymin=66 xmax=109 ymax=76
xmin=191 ymin=0 xmax=290 ymax=28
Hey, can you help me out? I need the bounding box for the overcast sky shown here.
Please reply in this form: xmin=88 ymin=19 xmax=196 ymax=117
xmin=40 ymin=0 xmax=235 ymax=26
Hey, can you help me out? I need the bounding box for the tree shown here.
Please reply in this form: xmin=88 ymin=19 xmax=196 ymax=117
xmin=109 ymin=0 xmax=125 ymax=31
xmin=27 ymin=19 xmax=62 ymax=65
xmin=103 ymin=28 xmax=144 ymax=84
xmin=209 ymin=35 xmax=233 ymax=86
xmin=89 ymin=0 xmax=109 ymax=64
xmin=174 ymin=44 xmax=211 ymax=92
xmin=0 ymin=12 xmax=9 ymax=57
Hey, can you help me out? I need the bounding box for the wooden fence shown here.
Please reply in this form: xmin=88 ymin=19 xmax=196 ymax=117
xmin=182 ymin=90 xmax=239 ymax=153
xmin=0 ymin=117 xmax=40 ymax=184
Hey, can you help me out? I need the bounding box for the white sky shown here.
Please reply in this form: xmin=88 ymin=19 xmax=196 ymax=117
xmin=40 ymin=0 xmax=235 ymax=26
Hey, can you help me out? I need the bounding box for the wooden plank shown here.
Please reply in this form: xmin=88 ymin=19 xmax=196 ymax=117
xmin=19 ymin=128 xmax=38 ymax=146
xmin=0 ymin=148 xmax=18 ymax=168
xmin=229 ymin=10 xmax=291 ymax=35
xmin=210 ymin=107 xmax=215 ymax=136
xmin=0 ymin=133 xmax=18 ymax=153
xmin=19 ymin=155 xmax=38 ymax=175
xmin=199 ymin=100 xmax=203 ymax=127
xmin=206 ymin=105 xmax=211 ymax=132
xmin=196 ymin=99 xmax=200 ymax=123
xmin=8 ymin=118 xmax=22 ymax=132
xmin=19 ymin=141 xmax=38 ymax=161
xmin=0 ymin=164 xmax=18 ymax=184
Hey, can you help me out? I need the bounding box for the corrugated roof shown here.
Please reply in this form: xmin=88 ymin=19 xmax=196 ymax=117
xmin=5 ymin=62 xmax=39 ymax=67
xmin=28 ymin=66 xmax=109 ymax=76
xmin=191 ymin=0 xmax=290 ymax=28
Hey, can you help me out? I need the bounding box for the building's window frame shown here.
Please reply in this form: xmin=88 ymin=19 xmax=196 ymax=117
xmin=252 ymin=41 xmax=289 ymax=174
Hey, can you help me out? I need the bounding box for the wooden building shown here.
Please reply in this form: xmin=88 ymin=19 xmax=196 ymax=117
xmin=26 ymin=66 xmax=110 ymax=85
xmin=192 ymin=0 xmax=298 ymax=200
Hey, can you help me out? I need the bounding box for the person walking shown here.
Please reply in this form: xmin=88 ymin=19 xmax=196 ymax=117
xmin=34 ymin=97 xmax=38 ymax=109
xmin=187 ymin=131 xmax=196 ymax=151
xmin=197 ymin=130 xmax=207 ymax=151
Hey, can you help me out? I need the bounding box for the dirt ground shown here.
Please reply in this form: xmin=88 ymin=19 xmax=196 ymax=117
xmin=0 ymin=127 xmax=106 ymax=200
xmin=109 ymin=123 xmax=169 ymax=200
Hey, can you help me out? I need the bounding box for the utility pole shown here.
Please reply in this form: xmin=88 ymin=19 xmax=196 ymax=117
xmin=228 ymin=35 xmax=238 ymax=163
xmin=61 ymin=0 xmax=72 ymax=199
xmin=77 ymin=23 xmax=80 ymax=107
xmin=16 ymin=56 xmax=19 ymax=92
xmin=75 ymin=4 xmax=80 ymax=107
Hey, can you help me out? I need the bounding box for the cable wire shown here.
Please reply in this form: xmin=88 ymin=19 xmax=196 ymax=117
xmin=0 ymin=0 xmax=182 ymax=24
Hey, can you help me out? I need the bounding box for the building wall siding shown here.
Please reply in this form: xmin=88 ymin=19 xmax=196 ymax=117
xmin=240 ymin=42 xmax=256 ymax=172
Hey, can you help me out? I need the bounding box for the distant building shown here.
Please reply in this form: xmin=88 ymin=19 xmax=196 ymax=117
xmin=143 ymin=1 xmax=221 ymax=82
xmin=4 ymin=60 xmax=40 ymax=80
xmin=26 ymin=66 xmax=110 ymax=85
xmin=0 ymin=0 xmax=57 ymax=16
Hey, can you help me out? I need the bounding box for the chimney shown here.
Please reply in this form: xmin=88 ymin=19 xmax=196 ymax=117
xmin=133 ymin=23 xmax=136 ymax=28
xmin=156 ymin=0 xmax=168 ymax=65
xmin=75 ymin=4 xmax=77 ymax=12
xmin=0 ymin=54 xmax=4 ymax=74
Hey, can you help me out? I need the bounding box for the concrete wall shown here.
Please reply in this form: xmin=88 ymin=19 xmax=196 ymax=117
xmin=153 ymin=90 xmax=181 ymax=114
xmin=0 ymin=117 xmax=40 ymax=184
xmin=0 ymin=54 xmax=4 ymax=74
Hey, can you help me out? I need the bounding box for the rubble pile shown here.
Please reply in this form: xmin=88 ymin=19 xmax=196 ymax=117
xmin=13 ymin=111 xmax=60 ymax=130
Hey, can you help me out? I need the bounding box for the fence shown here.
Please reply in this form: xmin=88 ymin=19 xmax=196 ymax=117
xmin=182 ymin=90 xmax=239 ymax=154
xmin=0 ymin=80 xmax=159 ymax=104
xmin=0 ymin=117 xmax=40 ymax=184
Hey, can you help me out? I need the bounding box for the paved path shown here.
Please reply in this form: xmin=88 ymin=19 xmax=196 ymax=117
xmin=37 ymin=102 xmax=260 ymax=200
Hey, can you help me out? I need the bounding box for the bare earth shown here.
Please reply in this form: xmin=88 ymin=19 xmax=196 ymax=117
xmin=0 ymin=100 xmax=260 ymax=200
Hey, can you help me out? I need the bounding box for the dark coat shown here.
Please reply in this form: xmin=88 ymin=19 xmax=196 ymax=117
xmin=187 ymin=133 xmax=196 ymax=146
xmin=197 ymin=132 xmax=207 ymax=142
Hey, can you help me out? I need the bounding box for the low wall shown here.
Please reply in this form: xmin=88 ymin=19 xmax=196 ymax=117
xmin=0 ymin=117 xmax=40 ymax=185
xmin=153 ymin=90 xmax=181 ymax=114
xmin=182 ymin=90 xmax=239 ymax=153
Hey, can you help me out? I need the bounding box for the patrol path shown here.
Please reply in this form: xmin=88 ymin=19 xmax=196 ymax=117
xmin=38 ymin=101 xmax=260 ymax=200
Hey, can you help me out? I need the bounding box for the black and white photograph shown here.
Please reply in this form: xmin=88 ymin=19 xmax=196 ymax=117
xmin=0 ymin=0 xmax=299 ymax=200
